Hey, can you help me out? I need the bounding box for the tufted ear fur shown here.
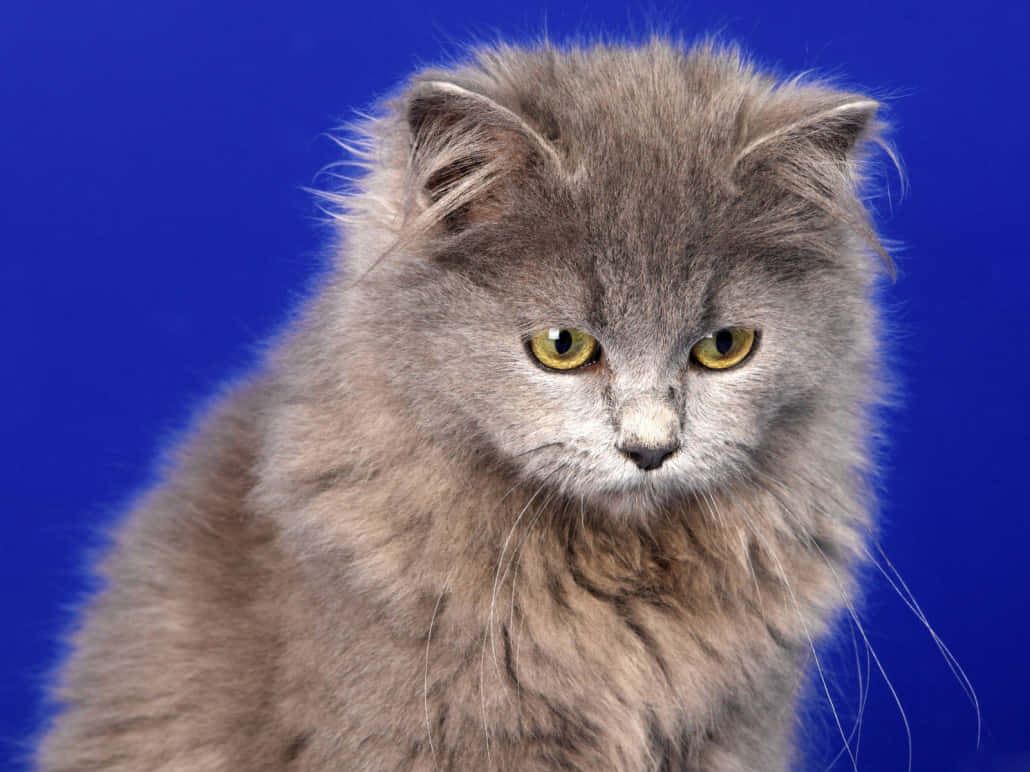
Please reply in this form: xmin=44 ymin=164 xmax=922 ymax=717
xmin=735 ymin=93 xmax=881 ymax=168
xmin=732 ymin=89 xmax=894 ymax=272
xmin=405 ymin=80 xmax=561 ymax=231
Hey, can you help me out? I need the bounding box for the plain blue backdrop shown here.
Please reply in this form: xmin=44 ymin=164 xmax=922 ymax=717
xmin=3 ymin=1 xmax=1028 ymax=769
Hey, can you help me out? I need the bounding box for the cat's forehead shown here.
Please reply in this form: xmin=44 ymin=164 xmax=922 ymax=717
xmin=484 ymin=209 xmax=768 ymax=349
xmin=405 ymin=42 xmax=881 ymax=330
xmin=514 ymin=46 xmax=750 ymax=176
xmin=495 ymin=49 xmax=784 ymax=278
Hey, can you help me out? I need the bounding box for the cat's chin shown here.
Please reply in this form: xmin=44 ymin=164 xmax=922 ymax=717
xmin=509 ymin=445 xmax=707 ymax=520
xmin=585 ymin=476 xmax=697 ymax=521
xmin=531 ymin=465 xmax=702 ymax=522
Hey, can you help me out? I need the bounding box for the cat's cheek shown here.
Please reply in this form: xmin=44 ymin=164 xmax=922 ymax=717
xmin=469 ymin=368 xmax=602 ymax=469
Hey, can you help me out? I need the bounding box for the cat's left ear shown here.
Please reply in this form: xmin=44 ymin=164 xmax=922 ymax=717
xmin=733 ymin=89 xmax=895 ymax=271
xmin=734 ymin=92 xmax=882 ymax=169
xmin=404 ymin=80 xmax=562 ymax=230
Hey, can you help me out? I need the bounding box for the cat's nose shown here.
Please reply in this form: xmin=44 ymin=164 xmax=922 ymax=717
xmin=618 ymin=441 xmax=679 ymax=471
xmin=615 ymin=392 xmax=680 ymax=471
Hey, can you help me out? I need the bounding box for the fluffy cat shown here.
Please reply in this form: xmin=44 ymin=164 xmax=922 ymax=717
xmin=39 ymin=39 xmax=895 ymax=770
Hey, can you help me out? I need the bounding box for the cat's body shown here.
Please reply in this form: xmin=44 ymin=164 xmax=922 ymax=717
xmin=39 ymin=40 xmax=890 ymax=771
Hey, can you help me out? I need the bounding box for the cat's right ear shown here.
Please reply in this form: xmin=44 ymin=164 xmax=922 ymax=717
xmin=404 ymin=80 xmax=561 ymax=231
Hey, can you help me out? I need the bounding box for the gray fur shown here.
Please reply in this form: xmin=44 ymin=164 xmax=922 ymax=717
xmin=38 ymin=39 xmax=892 ymax=770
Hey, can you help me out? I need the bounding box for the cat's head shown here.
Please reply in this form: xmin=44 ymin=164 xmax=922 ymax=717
xmin=329 ymin=41 xmax=890 ymax=515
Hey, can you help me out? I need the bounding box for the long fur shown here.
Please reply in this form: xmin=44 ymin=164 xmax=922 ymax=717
xmin=39 ymin=39 xmax=896 ymax=770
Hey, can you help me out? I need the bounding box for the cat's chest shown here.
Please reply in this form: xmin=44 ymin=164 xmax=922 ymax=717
xmin=457 ymin=538 xmax=778 ymax=749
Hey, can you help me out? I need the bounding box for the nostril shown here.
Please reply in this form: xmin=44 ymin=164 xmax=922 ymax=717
xmin=619 ymin=442 xmax=679 ymax=471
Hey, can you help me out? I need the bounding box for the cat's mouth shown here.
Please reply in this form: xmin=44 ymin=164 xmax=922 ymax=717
xmin=512 ymin=440 xmax=697 ymax=513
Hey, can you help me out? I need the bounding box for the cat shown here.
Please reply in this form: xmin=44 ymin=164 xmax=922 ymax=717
xmin=38 ymin=38 xmax=897 ymax=770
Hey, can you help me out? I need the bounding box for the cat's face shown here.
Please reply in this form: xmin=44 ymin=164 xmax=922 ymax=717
xmin=345 ymin=45 xmax=881 ymax=515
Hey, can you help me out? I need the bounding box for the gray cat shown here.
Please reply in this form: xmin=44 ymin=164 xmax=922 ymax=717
xmin=39 ymin=39 xmax=898 ymax=770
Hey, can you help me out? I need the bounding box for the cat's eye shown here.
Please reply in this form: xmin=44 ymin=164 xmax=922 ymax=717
xmin=690 ymin=327 xmax=757 ymax=370
xmin=528 ymin=327 xmax=600 ymax=371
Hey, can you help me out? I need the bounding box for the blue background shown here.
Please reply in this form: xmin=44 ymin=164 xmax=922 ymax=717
xmin=3 ymin=1 xmax=1027 ymax=769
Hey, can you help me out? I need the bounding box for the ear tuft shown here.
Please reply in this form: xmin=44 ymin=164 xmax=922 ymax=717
xmin=734 ymin=90 xmax=895 ymax=275
xmin=802 ymin=99 xmax=880 ymax=159
xmin=736 ymin=95 xmax=881 ymax=168
xmin=404 ymin=80 xmax=559 ymax=231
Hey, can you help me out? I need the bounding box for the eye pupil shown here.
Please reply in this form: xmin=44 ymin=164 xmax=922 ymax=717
xmin=690 ymin=327 xmax=757 ymax=371
xmin=530 ymin=327 xmax=599 ymax=371
xmin=715 ymin=329 xmax=734 ymax=355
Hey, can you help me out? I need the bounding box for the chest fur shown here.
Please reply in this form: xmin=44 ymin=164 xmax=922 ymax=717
xmin=413 ymin=516 xmax=817 ymax=769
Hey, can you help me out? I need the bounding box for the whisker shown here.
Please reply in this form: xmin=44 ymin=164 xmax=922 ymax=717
xmin=812 ymin=540 xmax=913 ymax=772
xmin=698 ymin=488 xmax=723 ymax=529
xmin=424 ymin=563 xmax=458 ymax=771
xmin=743 ymin=514 xmax=859 ymax=772
xmin=503 ymin=489 xmax=555 ymax=682
xmin=503 ymin=493 xmax=566 ymax=712
xmin=423 ymin=475 xmax=522 ymax=769
xmin=749 ymin=469 xmax=914 ymax=771
xmin=705 ymin=484 xmax=856 ymax=767
xmin=512 ymin=441 xmax=565 ymax=459
xmin=853 ymin=614 xmax=873 ymax=762
xmin=866 ymin=541 xmax=982 ymax=746
xmin=823 ymin=614 xmax=870 ymax=771
xmin=755 ymin=466 xmax=979 ymax=756
xmin=424 ymin=476 xmax=523 ymax=769
xmin=480 ymin=475 xmax=552 ymax=762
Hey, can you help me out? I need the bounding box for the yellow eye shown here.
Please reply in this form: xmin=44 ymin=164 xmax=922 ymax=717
xmin=691 ymin=327 xmax=757 ymax=370
xmin=529 ymin=327 xmax=600 ymax=371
